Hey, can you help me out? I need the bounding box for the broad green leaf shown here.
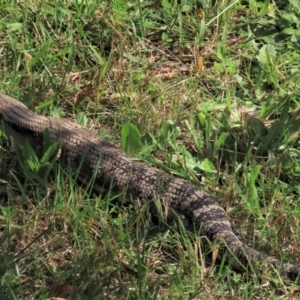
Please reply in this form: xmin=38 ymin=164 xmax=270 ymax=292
xmin=182 ymin=4 xmax=191 ymax=12
xmin=282 ymin=28 xmax=300 ymax=35
xmin=121 ymin=123 xmax=142 ymax=154
xmin=257 ymin=0 xmax=270 ymax=17
xmin=267 ymin=3 xmax=276 ymax=18
xmin=196 ymin=158 xmax=216 ymax=173
xmin=217 ymin=45 xmax=229 ymax=61
xmin=289 ymin=0 xmax=300 ymax=10
xmin=197 ymin=112 xmax=206 ymax=126
xmin=257 ymin=44 xmax=276 ymax=65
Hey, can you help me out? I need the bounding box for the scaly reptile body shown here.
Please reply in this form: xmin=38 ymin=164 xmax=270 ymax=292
xmin=0 ymin=92 xmax=299 ymax=280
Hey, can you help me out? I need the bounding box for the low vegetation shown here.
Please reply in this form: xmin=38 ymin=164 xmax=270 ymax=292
xmin=1 ymin=0 xmax=300 ymax=299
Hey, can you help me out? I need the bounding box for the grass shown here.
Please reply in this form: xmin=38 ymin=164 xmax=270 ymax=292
xmin=1 ymin=0 xmax=300 ymax=298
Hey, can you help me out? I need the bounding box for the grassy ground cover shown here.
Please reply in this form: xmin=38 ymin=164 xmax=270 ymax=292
xmin=1 ymin=0 xmax=300 ymax=298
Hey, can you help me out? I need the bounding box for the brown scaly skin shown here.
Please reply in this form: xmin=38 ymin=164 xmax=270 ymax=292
xmin=0 ymin=92 xmax=299 ymax=280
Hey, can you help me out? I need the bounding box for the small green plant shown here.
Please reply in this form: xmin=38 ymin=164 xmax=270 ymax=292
xmin=10 ymin=129 xmax=59 ymax=184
